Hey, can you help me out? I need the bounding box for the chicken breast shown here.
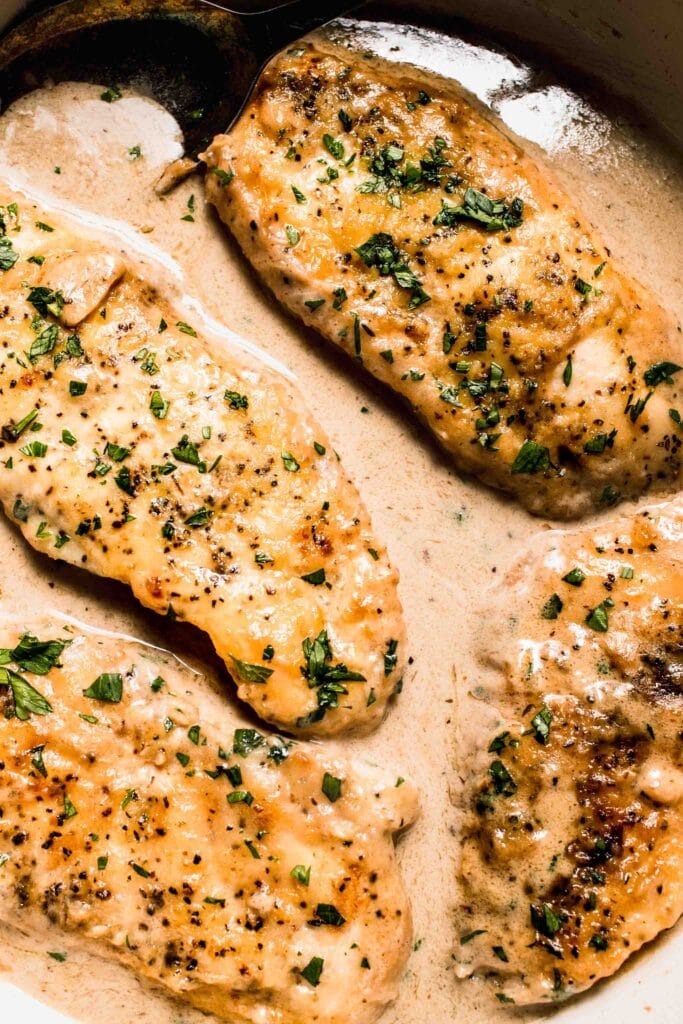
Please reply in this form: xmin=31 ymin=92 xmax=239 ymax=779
xmin=204 ymin=40 xmax=683 ymax=519
xmin=0 ymin=189 xmax=405 ymax=737
xmin=455 ymin=500 xmax=683 ymax=1004
xmin=0 ymin=617 xmax=418 ymax=1024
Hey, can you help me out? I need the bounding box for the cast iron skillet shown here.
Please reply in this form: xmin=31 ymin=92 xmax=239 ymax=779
xmin=0 ymin=0 xmax=365 ymax=158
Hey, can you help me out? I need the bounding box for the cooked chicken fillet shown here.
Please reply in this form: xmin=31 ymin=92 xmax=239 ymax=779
xmin=0 ymin=190 xmax=405 ymax=737
xmin=455 ymin=500 xmax=683 ymax=1004
xmin=204 ymin=41 xmax=683 ymax=519
xmin=0 ymin=618 xmax=418 ymax=1024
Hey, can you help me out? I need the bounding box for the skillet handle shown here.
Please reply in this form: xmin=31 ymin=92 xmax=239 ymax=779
xmin=238 ymin=0 xmax=366 ymax=61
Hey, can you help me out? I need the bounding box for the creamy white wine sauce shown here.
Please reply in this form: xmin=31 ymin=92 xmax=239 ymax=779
xmin=0 ymin=16 xmax=681 ymax=1024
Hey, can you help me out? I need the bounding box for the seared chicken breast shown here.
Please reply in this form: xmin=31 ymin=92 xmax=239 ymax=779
xmin=0 ymin=190 xmax=405 ymax=737
xmin=455 ymin=501 xmax=683 ymax=1003
xmin=0 ymin=618 xmax=418 ymax=1024
xmin=204 ymin=41 xmax=683 ymax=519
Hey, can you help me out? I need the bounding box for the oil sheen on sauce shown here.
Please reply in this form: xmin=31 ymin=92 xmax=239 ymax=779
xmin=0 ymin=16 xmax=681 ymax=1024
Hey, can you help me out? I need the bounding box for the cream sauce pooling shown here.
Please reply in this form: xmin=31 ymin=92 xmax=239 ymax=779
xmin=0 ymin=17 xmax=682 ymax=1024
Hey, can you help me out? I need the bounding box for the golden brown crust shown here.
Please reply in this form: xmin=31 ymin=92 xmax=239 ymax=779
xmin=204 ymin=41 xmax=683 ymax=519
xmin=0 ymin=619 xmax=418 ymax=1024
xmin=0 ymin=189 xmax=405 ymax=737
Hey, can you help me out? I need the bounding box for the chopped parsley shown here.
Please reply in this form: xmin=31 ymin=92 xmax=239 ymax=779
xmin=433 ymin=188 xmax=523 ymax=231
xmin=562 ymin=567 xmax=585 ymax=586
xmin=150 ymin=390 xmax=170 ymax=419
xmin=0 ymin=668 xmax=53 ymax=719
xmin=357 ymin=136 xmax=451 ymax=201
xmin=114 ymin=465 xmax=135 ymax=496
xmin=322 ymin=134 xmax=345 ymax=160
xmin=563 ymin=354 xmax=572 ymax=386
xmin=511 ymin=440 xmax=551 ymax=475
xmin=355 ymin=232 xmax=430 ymax=308
xmin=301 ymin=956 xmax=324 ymax=987
xmin=643 ymin=361 xmax=681 ymax=387
xmin=583 ymin=429 xmax=616 ymax=454
xmin=185 ymin=507 xmax=213 ymax=527
xmin=296 ymin=630 xmax=365 ymax=728
xmin=310 ymin=903 xmax=345 ymax=927
xmin=211 ymin=167 xmax=234 ymax=187
xmin=585 ymin=599 xmax=613 ymax=632
xmin=530 ymin=902 xmax=564 ymax=938
xmin=12 ymin=498 xmax=30 ymax=522
xmin=27 ymin=286 xmax=64 ymax=318
xmin=301 ymin=568 xmax=326 ymax=586
xmin=0 ymin=237 xmax=19 ymax=271
xmin=229 ymin=657 xmax=274 ymax=684
xmin=0 ymin=634 xmax=69 ymax=720
xmin=322 ymin=772 xmax=343 ymax=803
xmin=2 ymin=407 xmax=38 ymax=441
xmin=176 ymin=320 xmax=197 ymax=337
xmin=244 ymin=839 xmax=260 ymax=859
xmin=489 ymin=759 xmax=517 ymax=797
xmin=82 ymin=672 xmax=123 ymax=703
xmin=531 ymin=706 xmax=552 ymax=744
xmin=541 ymin=594 xmax=563 ymax=620
xmin=291 ymin=864 xmax=311 ymax=886
xmin=30 ymin=744 xmax=47 ymax=777
xmin=100 ymin=85 xmax=122 ymax=102
xmin=227 ymin=790 xmax=253 ymax=805
xmin=1 ymin=628 xmax=53 ymax=670
xmin=332 ymin=287 xmax=348 ymax=310
xmin=20 ymin=440 xmax=47 ymax=458
xmin=63 ymin=793 xmax=78 ymax=819
xmin=172 ymin=435 xmax=206 ymax=472
xmin=105 ymin=442 xmax=130 ymax=462
xmin=384 ymin=638 xmax=399 ymax=676
xmin=599 ymin=484 xmax=620 ymax=507
xmin=233 ymin=728 xmax=264 ymax=757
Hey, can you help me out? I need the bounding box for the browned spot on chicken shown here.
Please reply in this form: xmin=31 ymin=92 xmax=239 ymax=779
xmin=456 ymin=500 xmax=683 ymax=1003
xmin=145 ymin=576 xmax=164 ymax=600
